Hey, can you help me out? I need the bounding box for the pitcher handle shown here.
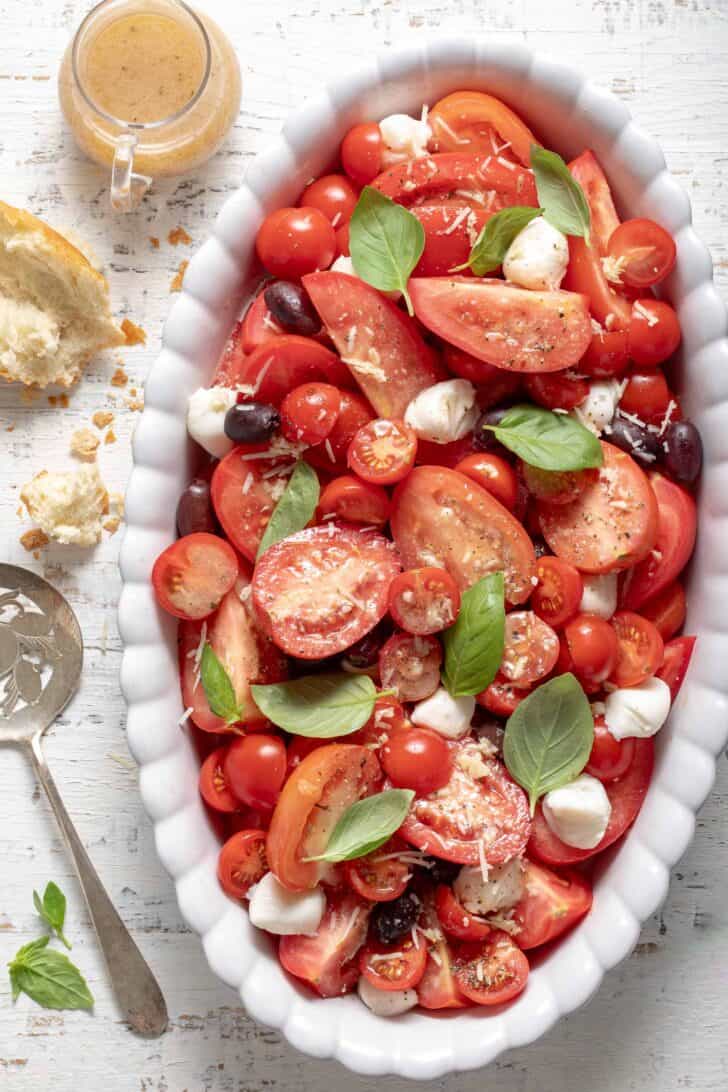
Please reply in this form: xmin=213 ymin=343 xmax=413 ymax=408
xmin=111 ymin=132 xmax=152 ymax=212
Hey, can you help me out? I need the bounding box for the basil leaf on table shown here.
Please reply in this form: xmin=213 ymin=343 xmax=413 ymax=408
xmin=8 ymin=935 xmax=94 ymax=1011
xmin=456 ymin=206 xmax=543 ymax=275
xmin=200 ymin=643 xmax=240 ymax=725
xmin=305 ymin=789 xmax=415 ymax=862
xmin=33 ymin=881 xmax=71 ymax=949
xmin=503 ymin=672 xmax=594 ymax=815
xmin=251 ymin=673 xmax=382 ymax=737
xmin=530 ymin=145 xmax=591 ymax=244
xmin=256 ymin=460 xmax=319 ymax=558
xmin=442 ymin=572 xmax=505 ymax=697
xmin=349 ymin=186 xmax=425 ymax=315
xmin=482 ymin=404 xmax=604 ymax=471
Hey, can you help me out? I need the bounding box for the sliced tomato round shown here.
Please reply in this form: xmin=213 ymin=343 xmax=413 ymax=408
xmin=220 ymin=335 xmax=352 ymax=403
xmin=387 ymin=567 xmax=461 ymax=635
xmin=500 ymin=610 xmax=560 ymax=687
xmin=317 ymin=474 xmax=391 ymax=525
xmin=429 ymin=91 xmax=538 ymax=165
xmin=390 ymin=466 xmax=536 ymax=604
xmin=211 ymin=447 xmax=301 ymax=563
xmin=400 ymin=740 xmax=531 ymax=865
xmin=656 ymin=635 xmax=696 ymax=701
xmin=199 ymin=746 xmax=240 ymax=813
xmin=217 ymin=830 xmax=268 ymax=900
xmin=529 ymin=737 xmax=655 ymax=865
xmin=152 ymin=533 xmax=238 ymax=621
xmin=435 ymin=884 xmax=491 ymax=941
xmin=411 ymin=204 xmax=492 ymax=276
xmin=307 ymin=389 xmax=375 ymax=473
xmin=619 ymin=472 xmax=697 ymax=610
xmin=359 ymin=935 xmax=428 ymax=992
xmin=416 ymin=892 xmax=468 ymax=1009
xmin=252 ymin=523 xmax=400 ymax=659
xmin=538 ymin=441 xmax=659 ymax=573
xmin=610 ymin=610 xmax=664 ymax=688
xmin=267 ymin=743 xmax=382 ymax=891
xmin=372 ymin=152 xmax=537 ymax=209
xmin=452 ymin=931 xmax=529 ymax=1006
xmin=279 ymin=890 xmax=370 ymax=997
xmin=409 ymin=277 xmax=592 ymax=373
xmin=343 ymin=839 xmax=411 ymax=902
xmin=512 ymin=860 xmax=592 ymax=949
xmin=607 ymin=218 xmax=676 ymax=288
xmin=641 ymin=581 xmax=687 ymax=641
xmin=348 ymin=418 xmax=417 ymax=485
xmin=531 ymin=556 xmax=584 ymax=629
xmin=379 ymin=632 xmax=443 ymax=702
xmin=303 ymin=271 xmax=442 ymax=419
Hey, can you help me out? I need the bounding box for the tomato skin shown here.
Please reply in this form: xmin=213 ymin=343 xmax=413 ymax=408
xmin=435 ymin=885 xmax=491 ymax=942
xmin=563 ymin=234 xmax=633 ymax=329
xmin=217 ymin=830 xmax=268 ymax=900
xmin=525 ymin=372 xmax=589 ymax=411
xmin=199 ymin=746 xmax=241 ymax=813
xmin=280 ymin=381 xmax=341 ymax=445
xmin=641 ymin=581 xmax=686 ymax=641
xmin=307 ymin=389 xmax=375 ymax=473
xmin=285 ymin=735 xmax=327 ymax=776
xmin=300 ymin=174 xmax=359 ymax=225
xmin=629 ymin=300 xmax=681 ymax=367
xmin=454 ymin=453 xmax=519 ymax=510
xmin=343 ymin=840 xmax=410 ymax=902
xmin=223 ymin=734 xmax=287 ymax=811
xmin=279 ymin=890 xmax=371 ymax=997
xmin=452 ymin=931 xmax=529 ymax=1006
xmin=240 ymin=294 xmax=283 ymax=354
xmin=529 ymin=738 xmax=655 ymax=865
xmin=372 ymin=152 xmax=537 ymax=209
xmin=579 ymin=327 xmax=630 ymax=379
xmin=563 ymin=612 xmax=619 ymax=689
xmin=379 ymin=632 xmax=443 ymax=703
xmin=416 ymin=893 xmax=468 ymax=1009
xmin=429 ymin=91 xmax=538 ymax=165
xmin=619 ymin=472 xmax=697 ymax=610
xmin=411 ymin=205 xmax=491 ymax=276
xmin=568 ymin=151 xmax=621 ymax=254
xmin=387 ymin=567 xmax=461 ymax=635
xmin=256 ymin=207 xmax=336 ymax=280
xmin=152 ymin=533 xmax=238 ymax=621
xmin=610 ymin=610 xmax=664 ymax=688
xmin=531 ymin=556 xmax=584 ymax=629
xmin=619 ymin=368 xmax=673 ymax=425
xmin=224 ymin=335 xmax=353 ymax=404
xmin=512 ymin=860 xmax=592 ymax=949
xmin=318 ymin=474 xmax=391 ymax=525
xmin=359 ymin=936 xmax=428 ymax=992
xmin=477 ymin=674 xmax=530 ymax=716
xmin=341 ymin=123 xmax=383 ymax=185
xmin=211 ymin=448 xmax=299 ymax=563
xmin=501 ymin=610 xmax=560 ymax=688
xmin=267 ymin=744 xmax=382 ymax=891
xmin=381 ymin=726 xmax=453 ymax=795
xmin=607 ymin=218 xmax=676 ymax=288
xmin=585 ymin=715 xmax=635 ymax=782
xmin=335 ymin=221 xmax=350 ymax=258
xmin=656 ymin=635 xmax=696 ymax=701
xmin=348 ymin=418 xmax=418 ymax=485
xmin=415 ymin=435 xmax=476 ymax=469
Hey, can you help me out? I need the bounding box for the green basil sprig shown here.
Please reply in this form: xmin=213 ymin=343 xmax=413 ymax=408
xmin=200 ymin=643 xmax=241 ymax=725
xmin=530 ymin=146 xmax=591 ymax=244
xmin=455 ymin=206 xmax=543 ymax=276
xmin=349 ymin=186 xmax=425 ymax=315
xmin=442 ymin=572 xmax=505 ymax=697
xmin=503 ymin=673 xmax=594 ymax=814
xmin=33 ymin=882 xmax=71 ymax=950
xmin=305 ymin=789 xmax=414 ymax=862
xmin=256 ymin=460 xmax=319 ymax=559
xmin=481 ymin=404 xmax=603 ymax=471
xmin=8 ymin=935 xmax=94 ymax=1011
xmin=251 ymin=673 xmax=385 ymax=738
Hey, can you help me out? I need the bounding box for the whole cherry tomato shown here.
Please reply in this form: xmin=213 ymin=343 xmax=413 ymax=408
xmin=341 ymin=122 xmax=383 ymax=185
xmin=224 ymin=734 xmax=287 ymax=811
xmin=628 ymin=299 xmax=681 ymax=367
xmin=300 ymin=173 xmax=359 ymax=226
xmin=256 ymin=207 xmax=336 ymax=279
xmin=563 ymin=613 xmax=619 ymax=690
xmin=381 ymin=726 xmax=453 ymax=795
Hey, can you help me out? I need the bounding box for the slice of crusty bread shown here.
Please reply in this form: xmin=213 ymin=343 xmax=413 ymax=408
xmin=0 ymin=201 xmax=124 ymax=388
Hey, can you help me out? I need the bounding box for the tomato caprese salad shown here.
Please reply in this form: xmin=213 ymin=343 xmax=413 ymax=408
xmin=152 ymin=90 xmax=701 ymax=1016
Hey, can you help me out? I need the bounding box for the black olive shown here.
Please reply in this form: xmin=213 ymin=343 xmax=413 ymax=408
xmin=176 ymin=478 xmax=217 ymax=537
xmin=415 ymin=856 xmax=460 ymax=886
xmin=224 ymin=402 xmax=280 ymax=444
xmin=371 ymin=891 xmax=420 ymax=946
xmin=609 ymin=414 xmax=662 ymax=469
xmin=472 ymin=406 xmax=513 ymax=457
xmin=341 ymin=619 xmax=393 ymax=670
xmin=662 ymin=420 xmax=703 ymax=485
xmin=264 ymin=281 xmax=321 ymax=336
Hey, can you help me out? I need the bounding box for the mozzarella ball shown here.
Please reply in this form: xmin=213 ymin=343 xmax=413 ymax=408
xmin=579 ymin=573 xmax=618 ymax=620
xmin=357 ymin=975 xmax=418 ymax=1015
xmin=187 ymin=386 xmax=237 ymax=459
xmin=604 ymin=676 xmax=672 ymax=740
xmin=572 ymin=380 xmax=622 ymax=435
xmin=248 ymin=872 xmax=325 ymax=936
xmin=502 ymin=216 xmax=569 ymax=292
xmin=404 ymin=379 xmax=479 ymax=443
xmin=454 ymin=858 xmax=525 ymax=916
xmin=410 ymin=687 xmax=475 ymax=740
xmin=542 ymin=774 xmax=612 ymax=850
xmin=379 ymin=113 xmax=432 ymax=162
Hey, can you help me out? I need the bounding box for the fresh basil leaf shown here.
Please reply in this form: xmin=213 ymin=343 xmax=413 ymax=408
xmin=503 ymin=673 xmax=594 ymax=815
xmin=33 ymin=882 xmax=71 ymax=949
xmin=442 ymin=573 xmax=505 ymax=697
xmin=200 ymin=643 xmax=240 ymax=724
xmin=306 ymin=789 xmax=415 ymax=862
xmin=456 ymin=206 xmax=543 ymax=275
xmin=8 ymin=941 xmax=94 ymax=1011
xmin=530 ymin=146 xmax=591 ymax=244
xmin=256 ymin=460 xmax=320 ymax=559
xmin=349 ymin=186 xmax=425 ymax=315
xmin=483 ymin=403 xmax=603 ymax=471
xmin=251 ymin=673 xmax=380 ymax=737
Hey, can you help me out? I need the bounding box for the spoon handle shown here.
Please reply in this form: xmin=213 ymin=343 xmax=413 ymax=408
xmin=28 ymin=734 xmax=168 ymax=1037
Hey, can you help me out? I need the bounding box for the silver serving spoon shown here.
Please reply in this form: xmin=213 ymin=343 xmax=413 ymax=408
xmin=0 ymin=564 xmax=167 ymax=1036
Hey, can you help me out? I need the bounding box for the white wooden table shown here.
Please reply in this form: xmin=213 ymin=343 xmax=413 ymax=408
xmin=0 ymin=1 xmax=726 ymax=1088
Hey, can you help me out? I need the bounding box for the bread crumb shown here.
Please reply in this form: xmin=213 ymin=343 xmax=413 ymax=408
xmin=59 ymin=393 xmax=69 ymax=408
xmin=20 ymin=465 xmax=108 ymax=547
xmin=92 ymin=410 xmax=114 ymax=429
xmin=121 ymin=317 xmax=146 ymax=346
xmin=105 ymin=428 xmax=117 ymax=444
xmin=170 ymin=260 xmax=189 ymax=292
xmin=6 ymin=423 xmax=15 ymax=431
xmin=70 ymin=427 xmax=100 ymax=461
xmin=110 ymin=491 xmax=125 ymax=518
xmin=149 ymin=236 xmax=160 ymax=249
xmin=20 ymin=528 xmax=49 ymax=551
xmin=21 ymin=387 xmax=40 ymax=404
xmin=168 ymin=226 xmax=192 ymax=246
xmin=48 ymin=395 xmax=57 ymax=406
xmin=126 ymin=394 xmax=144 ymax=411
xmin=103 ymin=517 xmax=120 ymax=534
xmin=110 ymin=367 xmax=128 ymax=387
xmin=16 ymin=505 xmax=23 ymax=518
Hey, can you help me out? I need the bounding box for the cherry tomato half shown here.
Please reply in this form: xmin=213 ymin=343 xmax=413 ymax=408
xmin=563 ymin=612 xmax=619 ymax=690
xmin=199 ymin=746 xmax=240 ymax=813
xmin=513 ymin=860 xmax=592 ymax=949
xmin=343 ymin=839 xmax=411 ymax=902
xmin=359 ymin=936 xmax=427 ymax=992
xmin=317 ymin=475 xmax=391 ymax=525
xmin=152 ymin=533 xmax=238 ymax=621
xmin=279 ymin=890 xmax=370 ymax=996
xmin=435 ymin=884 xmax=491 ymax=941
xmin=341 ymin=122 xmax=383 ymax=185
xmin=387 ymin=567 xmax=461 ymax=635
xmin=628 ymin=300 xmax=681 ymax=367
xmin=454 ymin=453 xmax=519 ymax=510
xmin=500 ymin=611 xmax=560 ymax=687
xmin=300 ymin=173 xmax=359 ymax=226
xmin=379 ymin=632 xmax=443 ymax=702
xmin=348 ymin=418 xmax=418 ymax=485
xmin=224 ymin=734 xmax=287 ymax=811
xmin=381 ymin=726 xmax=453 ymax=795
xmin=217 ymin=830 xmax=268 ymax=900
xmin=280 ymin=381 xmax=341 ymax=445
xmin=531 ymin=556 xmax=584 ymax=629
xmin=585 ymin=714 xmax=635 ymax=782
xmin=256 ymin=206 xmax=336 ymax=280
xmin=606 ymin=218 xmax=676 ymax=288
xmin=477 ymin=674 xmax=531 ymax=716
xmin=610 ymin=609 xmax=664 ymax=688
xmin=452 ymin=931 xmax=529 ymax=1006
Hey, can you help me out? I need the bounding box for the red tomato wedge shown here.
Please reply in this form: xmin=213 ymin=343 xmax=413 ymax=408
xmin=343 ymin=839 xmax=411 ymax=902
xmin=217 ymin=335 xmax=353 ymax=403
xmin=251 ymin=522 xmax=401 ymax=659
xmin=399 ymin=740 xmax=531 ymax=865
xmin=409 ymin=277 xmax=592 ymax=373
xmin=211 ymin=446 xmax=301 ymax=563
xmin=435 ymin=884 xmax=491 ymax=941
xmin=279 ymin=890 xmax=371 ymax=997
xmin=452 ymin=931 xmax=529 ymax=1006
xmin=372 ymin=152 xmax=538 ymax=209
xmin=429 ymin=91 xmax=539 ymax=165
xmin=411 ymin=205 xmax=491 ymax=277
xmin=240 ymin=293 xmax=284 ymax=353
xmin=416 ymin=892 xmax=468 ymax=1009
xmin=152 ymin=532 xmax=238 ymax=621
xmin=619 ymin=472 xmax=697 ymax=610
xmin=538 ymin=441 xmax=659 ymax=573
xmin=512 ymin=860 xmax=593 ymax=949
xmin=390 ymin=465 xmax=536 ymax=604
xmin=657 ymin=635 xmax=696 ymax=701
xmin=568 ymin=151 xmax=621 ymax=254
xmin=529 ymin=738 xmax=654 ymax=865
xmin=267 ymin=744 xmax=382 ymax=891
xmin=303 ymin=271 xmax=442 ymax=418
xmin=563 ymin=235 xmax=633 ymax=330
xmin=179 ymin=579 xmax=287 ymax=733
